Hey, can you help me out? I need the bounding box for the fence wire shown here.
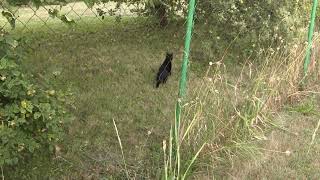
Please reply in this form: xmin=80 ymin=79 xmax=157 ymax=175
xmin=0 ymin=1 xmax=193 ymax=179
xmin=0 ymin=1 xmax=141 ymax=33
xmin=3 ymin=1 xmax=319 ymax=179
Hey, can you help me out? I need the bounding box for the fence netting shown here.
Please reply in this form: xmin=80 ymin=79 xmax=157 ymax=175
xmin=1 ymin=0 xmax=319 ymax=179
xmin=0 ymin=0 xmax=193 ymax=178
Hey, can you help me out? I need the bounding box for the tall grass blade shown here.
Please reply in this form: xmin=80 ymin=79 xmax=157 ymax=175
xmin=308 ymin=118 xmax=320 ymax=153
xmin=112 ymin=118 xmax=130 ymax=179
xmin=181 ymin=143 xmax=206 ymax=180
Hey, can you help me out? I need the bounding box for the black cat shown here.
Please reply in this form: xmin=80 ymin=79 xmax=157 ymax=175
xmin=156 ymin=52 xmax=173 ymax=88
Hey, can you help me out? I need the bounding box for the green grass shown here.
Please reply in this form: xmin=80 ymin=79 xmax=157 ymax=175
xmin=229 ymin=98 xmax=320 ymax=179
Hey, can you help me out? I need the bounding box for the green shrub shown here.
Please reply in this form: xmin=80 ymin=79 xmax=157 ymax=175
xmin=0 ymin=31 xmax=70 ymax=167
xmin=196 ymin=0 xmax=309 ymax=60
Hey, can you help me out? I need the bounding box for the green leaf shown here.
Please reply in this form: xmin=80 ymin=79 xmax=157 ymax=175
xmin=25 ymin=101 xmax=33 ymax=113
xmin=34 ymin=112 xmax=41 ymax=119
xmin=12 ymin=157 xmax=18 ymax=164
xmin=12 ymin=70 xmax=21 ymax=76
xmin=5 ymin=159 xmax=12 ymax=165
xmin=20 ymin=108 xmax=27 ymax=114
xmin=5 ymin=36 xmax=19 ymax=48
xmin=49 ymin=144 xmax=54 ymax=151
xmin=96 ymin=8 xmax=106 ymax=19
xmin=17 ymin=118 xmax=26 ymax=123
xmin=60 ymin=15 xmax=76 ymax=26
xmin=29 ymin=145 xmax=35 ymax=153
xmin=115 ymin=2 xmax=121 ymax=9
xmin=1 ymin=10 xmax=15 ymax=30
xmin=48 ymin=9 xmax=59 ymax=19
xmin=108 ymin=9 xmax=116 ymax=16
xmin=0 ymin=57 xmax=17 ymax=69
xmin=83 ymin=0 xmax=95 ymax=8
xmin=32 ymin=0 xmax=42 ymax=10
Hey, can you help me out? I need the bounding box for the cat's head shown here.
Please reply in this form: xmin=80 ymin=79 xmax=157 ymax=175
xmin=166 ymin=52 xmax=173 ymax=60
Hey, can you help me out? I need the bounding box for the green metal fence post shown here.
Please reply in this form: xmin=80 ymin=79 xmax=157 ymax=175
xmin=175 ymin=0 xmax=196 ymax=133
xmin=304 ymin=0 xmax=318 ymax=76
xmin=173 ymin=0 xmax=196 ymax=176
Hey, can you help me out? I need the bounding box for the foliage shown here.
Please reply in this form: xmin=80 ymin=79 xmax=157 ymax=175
xmin=1 ymin=11 xmax=16 ymax=30
xmin=2 ymin=0 xmax=186 ymax=25
xmin=47 ymin=8 xmax=76 ymax=25
xmin=3 ymin=0 xmax=309 ymax=43
xmin=196 ymin=0 xmax=309 ymax=59
xmin=0 ymin=31 xmax=71 ymax=167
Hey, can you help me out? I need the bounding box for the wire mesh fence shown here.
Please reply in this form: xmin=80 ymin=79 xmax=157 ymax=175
xmin=0 ymin=1 xmax=193 ymax=178
xmin=2 ymin=0 xmax=320 ymax=179
xmin=0 ymin=0 xmax=140 ymax=33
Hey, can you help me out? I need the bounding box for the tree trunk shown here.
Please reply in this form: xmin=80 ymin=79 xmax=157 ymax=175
xmin=154 ymin=3 xmax=168 ymax=27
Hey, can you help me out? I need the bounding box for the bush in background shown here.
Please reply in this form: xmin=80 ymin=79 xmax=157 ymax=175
xmin=194 ymin=0 xmax=309 ymax=61
xmin=0 ymin=30 xmax=71 ymax=167
xmin=1 ymin=0 xmax=310 ymax=52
